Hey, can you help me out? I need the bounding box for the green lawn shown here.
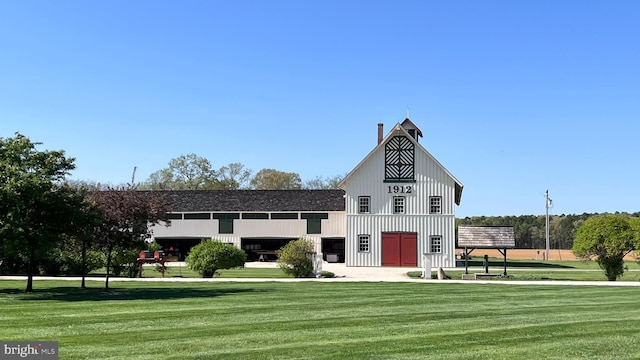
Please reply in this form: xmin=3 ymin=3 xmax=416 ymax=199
xmin=461 ymin=257 xmax=640 ymax=270
xmin=441 ymin=258 xmax=640 ymax=281
xmin=1 ymin=280 xmax=639 ymax=359
xmin=93 ymin=258 xmax=640 ymax=281
xmin=415 ymin=270 xmax=640 ymax=281
xmin=131 ymin=265 xmax=292 ymax=279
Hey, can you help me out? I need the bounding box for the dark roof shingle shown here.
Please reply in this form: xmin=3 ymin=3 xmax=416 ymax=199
xmin=144 ymin=190 xmax=345 ymax=212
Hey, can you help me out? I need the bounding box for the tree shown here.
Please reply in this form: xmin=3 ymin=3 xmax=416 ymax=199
xmin=65 ymin=179 xmax=111 ymax=191
xmin=40 ymin=235 xmax=105 ymax=278
xmin=63 ymin=181 xmax=108 ymax=288
xmin=0 ymin=133 xmax=92 ymax=292
xmin=250 ymin=168 xmax=302 ymax=190
xmin=630 ymin=217 xmax=640 ymax=260
xmin=277 ymin=238 xmax=315 ymax=278
xmin=217 ymin=162 xmax=252 ymax=190
xmin=186 ymin=239 xmax=246 ymax=277
xmin=90 ymin=185 xmax=170 ymax=289
xmin=144 ymin=153 xmax=218 ymax=190
xmin=572 ymin=214 xmax=638 ymax=281
xmin=303 ymin=173 xmax=345 ymax=189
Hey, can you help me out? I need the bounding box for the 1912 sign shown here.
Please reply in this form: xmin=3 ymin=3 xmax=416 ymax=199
xmin=387 ymin=185 xmax=412 ymax=194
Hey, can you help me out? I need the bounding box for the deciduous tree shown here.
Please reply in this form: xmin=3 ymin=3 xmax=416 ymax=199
xmin=144 ymin=153 xmax=218 ymax=190
xmin=90 ymin=185 xmax=170 ymax=289
xmin=250 ymin=168 xmax=302 ymax=190
xmin=303 ymin=173 xmax=345 ymax=189
xmin=0 ymin=133 xmax=91 ymax=292
xmin=217 ymin=162 xmax=252 ymax=190
xmin=572 ymin=214 xmax=638 ymax=281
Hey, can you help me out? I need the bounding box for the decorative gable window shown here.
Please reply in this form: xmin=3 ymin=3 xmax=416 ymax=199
xmin=385 ymin=136 xmax=415 ymax=182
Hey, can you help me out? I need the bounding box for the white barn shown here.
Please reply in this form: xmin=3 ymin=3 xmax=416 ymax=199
xmin=150 ymin=118 xmax=463 ymax=267
xmin=339 ymin=119 xmax=463 ymax=268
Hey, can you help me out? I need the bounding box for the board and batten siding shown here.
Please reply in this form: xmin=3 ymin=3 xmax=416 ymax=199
xmin=345 ymin=215 xmax=455 ymax=267
xmin=342 ymin=136 xmax=458 ymax=268
xmin=344 ymin=148 xmax=457 ymax=216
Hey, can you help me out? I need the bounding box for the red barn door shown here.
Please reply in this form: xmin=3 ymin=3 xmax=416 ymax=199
xmin=382 ymin=233 xmax=400 ymax=266
xmin=382 ymin=232 xmax=417 ymax=267
xmin=400 ymin=233 xmax=418 ymax=266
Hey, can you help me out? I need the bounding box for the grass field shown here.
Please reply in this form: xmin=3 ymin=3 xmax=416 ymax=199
xmin=458 ymin=257 xmax=640 ymax=271
xmin=411 ymin=269 xmax=640 ymax=281
xmin=102 ymin=258 xmax=640 ymax=282
xmin=1 ymin=280 xmax=639 ymax=359
xmin=120 ymin=258 xmax=640 ymax=279
xmin=436 ymin=258 xmax=640 ymax=281
xmin=131 ymin=266 xmax=292 ymax=279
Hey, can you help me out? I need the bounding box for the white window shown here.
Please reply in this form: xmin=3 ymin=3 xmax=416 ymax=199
xmin=429 ymin=196 xmax=442 ymax=214
xmin=358 ymin=235 xmax=370 ymax=252
xmin=430 ymin=236 xmax=442 ymax=253
xmin=358 ymin=196 xmax=370 ymax=214
xmin=393 ymin=196 xmax=405 ymax=214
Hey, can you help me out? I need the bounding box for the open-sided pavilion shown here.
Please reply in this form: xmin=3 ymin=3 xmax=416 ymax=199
xmin=457 ymin=225 xmax=515 ymax=276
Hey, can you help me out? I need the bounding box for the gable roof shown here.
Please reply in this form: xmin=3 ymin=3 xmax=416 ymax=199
xmin=144 ymin=190 xmax=345 ymax=212
xmin=400 ymin=118 xmax=423 ymax=138
xmin=457 ymin=226 xmax=515 ymax=248
xmin=339 ymin=122 xmax=463 ymax=205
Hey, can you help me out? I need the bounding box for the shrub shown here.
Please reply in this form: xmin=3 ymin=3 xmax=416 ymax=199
xmin=110 ymin=248 xmax=140 ymax=278
xmin=319 ymin=271 xmax=335 ymax=278
xmin=58 ymin=249 xmax=105 ymax=275
xmin=277 ymin=238 xmax=315 ymax=278
xmin=573 ymin=214 xmax=636 ymax=281
xmin=147 ymin=241 xmax=162 ymax=252
xmin=186 ymin=239 xmax=246 ymax=278
xmin=39 ymin=248 xmax=105 ymax=276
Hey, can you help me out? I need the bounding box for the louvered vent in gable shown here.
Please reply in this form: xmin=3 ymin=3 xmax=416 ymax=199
xmin=385 ymin=136 xmax=415 ymax=182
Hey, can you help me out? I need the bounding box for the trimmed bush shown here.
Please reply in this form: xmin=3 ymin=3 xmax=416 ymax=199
xmin=319 ymin=271 xmax=335 ymax=278
xmin=573 ymin=214 xmax=637 ymax=281
xmin=186 ymin=239 xmax=246 ymax=278
xmin=277 ymin=238 xmax=315 ymax=278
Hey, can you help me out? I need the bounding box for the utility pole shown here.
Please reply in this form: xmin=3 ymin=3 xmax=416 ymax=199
xmin=545 ymin=190 xmax=552 ymax=260
xmin=131 ymin=166 xmax=137 ymax=185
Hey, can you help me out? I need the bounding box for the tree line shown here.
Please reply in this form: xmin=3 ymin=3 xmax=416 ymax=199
xmin=456 ymin=212 xmax=640 ymax=250
xmin=139 ymin=153 xmax=344 ymax=190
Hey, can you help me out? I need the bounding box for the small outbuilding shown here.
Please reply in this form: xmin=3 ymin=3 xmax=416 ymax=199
xmin=457 ymin=225 xmax=515 ymax=276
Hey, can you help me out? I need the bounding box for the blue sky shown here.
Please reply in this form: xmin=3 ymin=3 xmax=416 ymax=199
xmin=1 ymin=1 xmax=639 ymax=218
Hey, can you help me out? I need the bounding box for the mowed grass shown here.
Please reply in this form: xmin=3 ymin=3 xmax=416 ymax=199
xmin=436 ymin=258 xmax=640 ymax=281
xmin=1 ymin=280 xmax=640 ymax=359
xmin=123 ymin=265 xmax=292 ymax=279
xmin=461 ymin=257 xmax=640 ymax=270
xmin=415 ymin=269 xmax=640 ymax=281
